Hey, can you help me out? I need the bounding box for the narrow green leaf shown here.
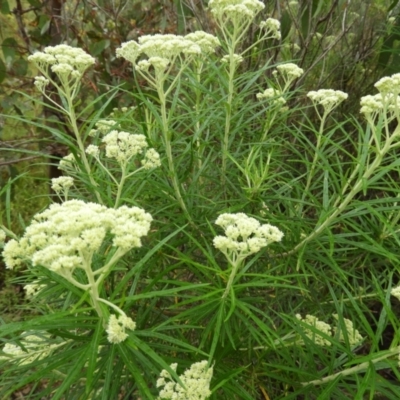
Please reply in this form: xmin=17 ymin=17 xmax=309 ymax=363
xmin=85 ymin=319 xmax=104 ymax=394
xmin=52 ymin=346 xmax=90 ymax=400
xmin=117 ymin=343 xmax=155 ymax=399
xmin=0 ymin=58 xmax=6 ymax=84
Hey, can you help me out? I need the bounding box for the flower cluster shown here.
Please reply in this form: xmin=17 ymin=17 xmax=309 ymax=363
xmin=58 ymin=153 xmax=77 ymax=171
xmin=89 ymin=119 xmax=118 ymax=137
xmin=332 ymin=314 xmax=363 ymax=345
xmin=209 ymin=0 xmax=265 ymax=21
xmin=221 ymin=54 xmax=243 ymax=65
xmin=296 ymin=314 xmax=332 ymax=346
xmin=33 ymin=76 xmax=50 ymax=91
xmin=390 ymin=285 xmax=400 ymax=301
xmin=51 ymin=176 xmax=74 ymax=195
xmin=213 ymin=213 xmax=284 ymax=260
xmin=360 ymin=94 xmax=400 ymax=122
xmin=0 ymin=332 xmax=60 ymax=365
xmin=374 ymin=73 xmax=400 ymax=95
xmin=256 ymin=88 xmax=286 ymax=106
xmin=2 ymin=200 xmax=152 ymax=274
xmin=88 ymin=130 xmax=161 ymax=169
xmin=275 ymin=63 xmax=304 ymax=80
xmin=29 ymin=44 xmax=95 ymax=84
xmin=117 ymin=32 xmax=219 ymax=73
xmin=307 ymin=89 xmax=348 ymax=114
xmin=24 ymin=281 xmax=45 ymax=298
xmin=106 ymin=314 xmax=136 ymax=344
xmin=296 ymin=314 xmax=363 ymax=347
xmin=185 ymin=31 xmax=221 ymax=55
xmin=156 ymin=360 xmax=213 ymax=400
xmin=260 ymin=18 xmax=281 ymax=40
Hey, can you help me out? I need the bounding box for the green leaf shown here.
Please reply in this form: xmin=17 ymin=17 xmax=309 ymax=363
xmin=85 ymin=319 xmax=104 ymax=394
xmin=40 ymin=19 xmax=51 ymax=35
xmin=0 ymin=0 xmax=10 ymax=14
xmin=89 ymin=40 xmax=110 ymax=56
xmin=13 ymin=58 xmax=28 ymax=76
xmin=2 ymin=37 xmax=18 ymax=65
xmin=117 ymin=343 xmax=155 ymax=399
xmin=38 ymin=15 xmax=51 ymax=35
xmin=52 ymin=346 xmax=90 ymax=400
xmin=0 ymin=58 xmax=6 ymax=83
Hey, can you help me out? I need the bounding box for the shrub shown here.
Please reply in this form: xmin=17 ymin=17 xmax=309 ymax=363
xmin=2 ymin=0 xmax=400 ymax=398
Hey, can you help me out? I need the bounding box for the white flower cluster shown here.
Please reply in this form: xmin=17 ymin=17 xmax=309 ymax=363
xmin=33 ymin=76 xmax=50 ymax=92
xmin=390 ymin=285 xmax=400 ymax=301
xmin=141 ymin=148 xmax=161 ymax=170
xmin=213 ymin=213 xmax=284 ymax=258
xmin=2 ymin=199 xmax=152 ymax=272
xmin=209 ymin=0 xmax=265 ymax=21
xmin=332 ymin=314 xmax=363 ymax=346
xmin=296 ymin=314 xmax=332 ymax=346
xmin=51 ymin=176 xmax=74 ymax=194
xmin=296 ymin=314 xmax=363 ymax=347
xmin=89 ymin=119 xmax=118 ymax=137
xmin=307 ymin=89 xmax=348 ymax=113
xmin=221 ymin=54 xmax=243 ymax=64
xmin=256 ymin=88 xmax=286 ymax=106
xmin=260 ymin=18 xmax=281 ymax=40
xmin=275 ymin=63 xmax=304 ymax=80
xmin=86 ymin=144 xmax=100 ymax=158
xmin=106 ymin=314 xmax=136 ymax=344
xmin=156 ymin=360 xmax=213 ymax=400
xmin=58 ymin=153 xmax=77 ymax=171
xmin=359 ymin=73 xmax=400 ymax=120
xmin=28 ymin=44 xmax=95 ymax=81
xmin=374 ymin=73 xmax=400 ymax=95
xmin=93 ymin=130 xmax=161 ymax=169
xmin=184 ymin=31 xmax=221 ymax=55
xmin=24 ymin=281 xmax=45 ymax=298
xmin=117 ymin=32 xmax=219 ymax=73
xmin=0 ymin=332 xmax=59 ymax=365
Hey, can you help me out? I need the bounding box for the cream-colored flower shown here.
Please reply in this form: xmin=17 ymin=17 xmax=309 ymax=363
xmin=213 ymin=213 xmax=283 ymax=258
xmin=296 ymin=314 xmax=332 ymax=346
xmin=209 ymin=0 xmax=265 ymax=22
xmin=275 ymin=63 xmax=304 ymax=79
xmin=260 ymin=18 xmax=281 ymax=40
xmin=185 ymin=31 xmax=220 ymax=55
xmin=0 ymin=331 xmax=61 ymax=365
xmin=51 ymin=176 xmax=74 ymax=194
xmin=390 ymin=285 xmax=400 ymax=301
xmin=106 ymin=314 xmax=136 ymax=344
xmin=156 ymin=360 xmax=213 ymax=400
xmin=332 ymin=314 xmax=363 ymax=346
xmin=307 ymin=89 xmax=348 ymax=113
xmin=2 ymin=200 xmax=152 ymax=275
xmin=28 ymin=45 xmax=95 ymax=84
xmin=257 ymin=88 xmax=286 ymax=105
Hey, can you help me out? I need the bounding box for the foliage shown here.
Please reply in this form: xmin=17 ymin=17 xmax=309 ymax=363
xmin=2 ymin=0 xmax=400 ymax=399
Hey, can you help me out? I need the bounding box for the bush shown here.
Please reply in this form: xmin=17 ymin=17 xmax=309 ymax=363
xmin=2 ymin=0 xmax=400 ymax=399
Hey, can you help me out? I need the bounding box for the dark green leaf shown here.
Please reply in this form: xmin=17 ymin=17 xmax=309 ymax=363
xmin=13 ymin=58 xmax=28 ymax=76
xmin=2 ymin=37 xmax=18 ymax=65
xmin=0 ymin=0 xmax=10 ymax=14
xmin=0 ymin=58 xmax=6 ymax=83
xmin=85 ymin=319 xmax=104 ymax=394
xmin=40 ymin=20 xmax=51 ymax=35
xmin=89 ymin=40 xmax=110 ymax=56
